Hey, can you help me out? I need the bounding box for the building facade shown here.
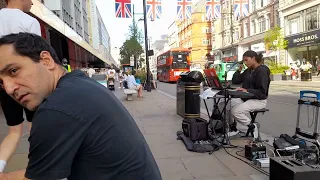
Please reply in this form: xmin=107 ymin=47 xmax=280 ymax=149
xmin=150 ymin=39 xmax=169 ymax=70
xmin=87 ymin=0 xmax=99 ymax=48
xmin=279 ymin=0 xmax=320 ymax=66
xmin=168 ymin=21 xmax=179 ymax=48
xmin=43 ymin=0 xmax=90 ymax=43
xmin=212 ymin=0 xmax=279 ymax=63
xmin=96 ymin=8 xmax=112 ymax=63
xmin=177 ymin=0 xmax=212 ymax=68
xmin=238 ymin=0 xmax=279 ymax=63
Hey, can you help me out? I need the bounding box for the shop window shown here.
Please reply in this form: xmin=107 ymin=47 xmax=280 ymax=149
xmin=306 ymin=7 xmax=318 ymax=31
xmin=286 ymin=12 xmax=301 ymax=35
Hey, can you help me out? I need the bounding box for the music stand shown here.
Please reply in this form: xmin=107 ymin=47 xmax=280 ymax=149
xmin=204 ymin=69 xmax=223 ymax=90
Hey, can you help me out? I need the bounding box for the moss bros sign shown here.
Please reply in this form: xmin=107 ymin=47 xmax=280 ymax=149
xmin=286 ymin=29 xmax=320 ymax=48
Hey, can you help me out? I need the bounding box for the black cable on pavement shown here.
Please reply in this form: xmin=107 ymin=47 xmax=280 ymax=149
xmin=223 ymin=146 xmax=270 ymax=176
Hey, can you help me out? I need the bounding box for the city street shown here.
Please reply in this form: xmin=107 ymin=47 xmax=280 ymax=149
xmin=156 ymin=81 xmax=320 ymax=138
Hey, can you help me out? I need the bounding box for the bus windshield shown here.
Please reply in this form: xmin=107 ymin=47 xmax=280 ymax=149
xmin=171 ymin=52 xmax=189 ymax=69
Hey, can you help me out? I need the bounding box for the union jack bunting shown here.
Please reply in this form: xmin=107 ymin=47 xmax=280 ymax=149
xmin=177 ymin=0 xmax=193 ymax=20
xmin=234 ymin=0 xmax=249 ymax=18
xmin=205 ymin=0 xmax=221 ymax=20
xmin=115 ymin=0 xmax=132 ymax=18
xmin=147 ymin=0 xmax=162 ymax=20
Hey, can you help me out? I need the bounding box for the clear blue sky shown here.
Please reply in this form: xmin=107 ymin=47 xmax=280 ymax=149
xmin=96 ymin=0 xmax=181 ymax=49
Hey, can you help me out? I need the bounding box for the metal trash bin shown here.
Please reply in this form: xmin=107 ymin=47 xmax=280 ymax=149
xmin=301 ymin=71 xmax=312 ymax=81
xmin=177 ymin=71 xmax=204 ymax=118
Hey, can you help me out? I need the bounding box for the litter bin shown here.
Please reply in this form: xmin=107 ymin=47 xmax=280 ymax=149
xmin=301 ymin=71 xmax=312 ymax=81
xmin=177 ymin=71 xmax=204 ymax=118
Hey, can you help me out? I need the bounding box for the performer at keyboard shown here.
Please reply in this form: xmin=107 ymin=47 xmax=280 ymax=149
xmin=219 ymin=50 xmax=271 ymax=137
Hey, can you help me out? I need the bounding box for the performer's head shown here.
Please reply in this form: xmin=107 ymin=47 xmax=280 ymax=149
xmin=242 ymin=50 xmax=263 ymax=69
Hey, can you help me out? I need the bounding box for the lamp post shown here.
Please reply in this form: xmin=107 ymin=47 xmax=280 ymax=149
xmin=142 ymin=0 xmax=151 ymax=92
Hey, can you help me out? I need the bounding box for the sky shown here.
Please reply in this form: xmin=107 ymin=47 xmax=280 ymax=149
xmin=95 ymin=0 xmax=183 ymax=49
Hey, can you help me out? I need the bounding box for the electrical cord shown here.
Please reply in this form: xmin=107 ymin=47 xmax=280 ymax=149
xmin=207 ymin=89 xmax=268 ymax=175
xmin=222 ymin=145 xmax=270 ymax=176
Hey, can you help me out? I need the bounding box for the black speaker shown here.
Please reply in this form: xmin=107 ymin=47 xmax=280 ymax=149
xmin=270 ymin=157 xmax=320 ymax=180
xmin=182 ymin=118 xmax=208 ymax=141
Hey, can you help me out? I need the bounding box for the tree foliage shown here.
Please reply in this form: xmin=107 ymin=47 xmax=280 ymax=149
xmin=264 ymin=26 xmax=288 ymax=51
xmin=119 ymin=37 xmax=143 ymax=65
xmin=119 ymin=20 xmax=144 ymax=66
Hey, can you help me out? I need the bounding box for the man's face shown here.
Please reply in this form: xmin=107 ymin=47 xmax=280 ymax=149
xmin=0 ymin=45 xmax=56 ymax=110
xmin=22 ymin=0 xmax=33 ymax=12
xmin=243 ymin=56 xmax=255 ymax=68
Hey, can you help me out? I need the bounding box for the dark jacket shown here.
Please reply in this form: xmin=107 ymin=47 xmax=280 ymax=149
xmin=232 ymin=65 xmax=270 ymax=100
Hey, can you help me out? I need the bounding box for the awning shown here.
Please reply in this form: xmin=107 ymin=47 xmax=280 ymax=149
xmin=30 ymin=0 xmax=111 ymax=65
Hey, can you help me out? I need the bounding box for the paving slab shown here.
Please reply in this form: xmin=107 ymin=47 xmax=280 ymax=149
xmin=0 ymin=85 xmax=270 ymax=179
xmin=113 ymin=88 xmax=269 ymax=180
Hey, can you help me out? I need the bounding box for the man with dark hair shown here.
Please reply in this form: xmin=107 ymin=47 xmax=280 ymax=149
xmin=0 ymin=33 xmax=161 ymax=180
xmin=0 ymin=0 xmax=40 ymax=173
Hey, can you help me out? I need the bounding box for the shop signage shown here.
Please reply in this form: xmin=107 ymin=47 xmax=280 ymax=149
xmin=286 ymin=29 xmax=320 ymax=48
xmin=251 ymin=43 xmax=265 ymax=52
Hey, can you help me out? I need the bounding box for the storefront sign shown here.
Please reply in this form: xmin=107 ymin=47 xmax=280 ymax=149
xmin=250 ymin=43 xmax=265 ymax=52
xmin=286 ymin=29 xmax=320 ymax=48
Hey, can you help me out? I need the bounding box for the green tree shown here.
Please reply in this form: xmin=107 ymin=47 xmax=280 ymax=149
xmin=128 ymin=23 xmax=143 ymax=44
xmin=119 ymin=37 xmax=143 ymax=65
xmin=264 ymin=26 xmax=288 ymax=63
xmin=120 ymin=20 xmax=144 ymax=66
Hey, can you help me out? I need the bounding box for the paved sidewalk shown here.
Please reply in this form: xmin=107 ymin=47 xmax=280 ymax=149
xmin=114 ymin=89 xmax=269 ymax=180
xmin=1 ymin=85 xmax=269 ymax=180
xmin=0 ymin=108 xmax=29 ymax=173
xmin=270 ymin=75 xmax=320 ymax=88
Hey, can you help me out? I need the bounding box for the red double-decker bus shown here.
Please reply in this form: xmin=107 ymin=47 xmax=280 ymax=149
xmin=157 ymin=48 xmax=191 ymax=82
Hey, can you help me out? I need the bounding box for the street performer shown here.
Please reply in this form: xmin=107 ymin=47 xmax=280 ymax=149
xmin=220 ymin=50 xmax=270 ymax=137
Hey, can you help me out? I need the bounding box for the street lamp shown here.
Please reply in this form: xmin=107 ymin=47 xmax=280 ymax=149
xmin=142 ymin=0 xmax=151 ymax=92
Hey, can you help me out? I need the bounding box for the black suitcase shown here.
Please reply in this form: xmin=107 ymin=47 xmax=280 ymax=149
xmin=182 ymin=118 xmax=208 ymax=141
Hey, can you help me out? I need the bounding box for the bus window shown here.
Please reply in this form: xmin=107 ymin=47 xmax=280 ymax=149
xmin=171 ymin=52 xmax=189 ymax=69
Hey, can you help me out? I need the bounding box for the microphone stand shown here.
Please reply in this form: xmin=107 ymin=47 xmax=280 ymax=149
xmin=221 ymin=61 xmax=241 ymax=146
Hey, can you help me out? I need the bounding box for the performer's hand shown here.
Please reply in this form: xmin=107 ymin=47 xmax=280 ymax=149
xmin=238 ymin=64 xmax=243 ymax=71
xmin=236 ymin=87 xmax=248 ymax=92
xmin=0 ymin=173 xmax=9 ymax=180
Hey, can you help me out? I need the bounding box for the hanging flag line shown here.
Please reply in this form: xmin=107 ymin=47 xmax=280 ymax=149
xmin=114 ymin=0 xmax=250 ymax=21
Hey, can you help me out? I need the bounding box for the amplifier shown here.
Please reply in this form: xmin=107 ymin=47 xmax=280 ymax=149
xmin=270 ymin=157 xmax=320 ymax=180
xmin=245 ymin=144 xmax=267 ymax=161
xmin=182 ymin=118 xmax=208 ymax=141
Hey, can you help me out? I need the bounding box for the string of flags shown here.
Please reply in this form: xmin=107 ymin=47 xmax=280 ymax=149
xmin=114 ymin=0 xmax=249 ymax=20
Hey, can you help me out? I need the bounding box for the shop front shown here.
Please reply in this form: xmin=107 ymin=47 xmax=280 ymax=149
xmin=285 ymin=29 xmax=320 ymax=67
xmin=250 ymin=42 xmax=277 ymax=64
xmin=218 ymin=46 xmax=239 ymax=62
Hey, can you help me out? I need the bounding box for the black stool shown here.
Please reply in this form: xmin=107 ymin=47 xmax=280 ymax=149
xmin=246 ymin=108 xmax=269 ymax=137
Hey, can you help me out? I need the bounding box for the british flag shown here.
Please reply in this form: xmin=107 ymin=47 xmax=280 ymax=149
xmin=147 ymin=0 xmax=162 ymax=20
xmin=234 ymin=0 xmax=249 ymax=18
xmin=115 ymin=0 xmax=132 ymax=18
xmin=206 ymin=0 xmax=221 ymax=20
xmin=177 ymin=0 xmax=193 ymax=20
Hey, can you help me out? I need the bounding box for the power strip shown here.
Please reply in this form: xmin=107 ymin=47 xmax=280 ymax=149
xmin=254 ymin=158 xmax=270 ymax=168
